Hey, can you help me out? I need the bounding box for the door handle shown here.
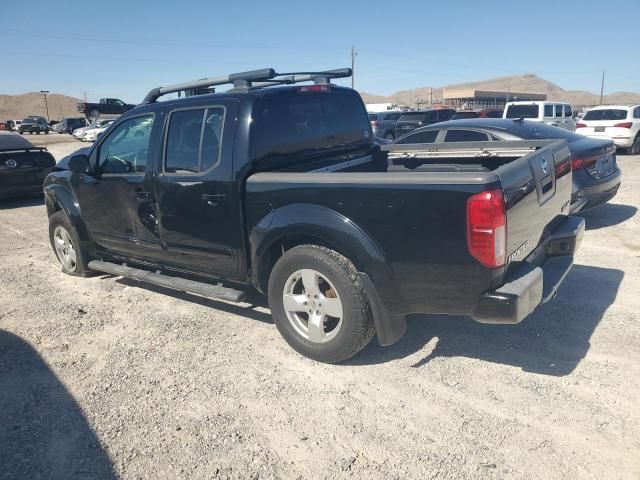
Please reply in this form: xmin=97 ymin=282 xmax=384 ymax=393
xmin=201 ymin=193 xmax=226 ymax=207
xmin=133 ymin=189 xmax=152 ymax=200
xmin=201 ymin=194 xmax=226 ymax=201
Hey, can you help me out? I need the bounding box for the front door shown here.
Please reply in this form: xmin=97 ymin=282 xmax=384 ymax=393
xmin=154 ymin=101 xmax=243 ymax=280
xmin=72 ymin=113 xmax=162 ymax=259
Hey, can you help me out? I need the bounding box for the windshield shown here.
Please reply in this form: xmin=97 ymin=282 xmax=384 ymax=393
xmin=583 ymin=109 xmax=628 ymax=121
xmin=504 ymin=121 xmax=582 ymax=141
xmin=399 ymin=112 xmax=426 ymax=122
xmin=21 ymin=118 xmax=36 ymax=124
xmin=451 ymin=111 xmax=479 ymax=120
xmin=505 ymin=104 xmax=539 ymax=119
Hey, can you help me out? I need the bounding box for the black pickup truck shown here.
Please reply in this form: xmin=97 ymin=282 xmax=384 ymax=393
xmin=44 ymin=68 xmax=584 ymax=363
xmin=77 ymin=98 xmax=135 ymax=120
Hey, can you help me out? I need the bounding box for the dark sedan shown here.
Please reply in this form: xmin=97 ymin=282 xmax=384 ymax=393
xmin=0 ymin=132 xmax=56 ymax=199
xmin=393 ymin=118 xmax=621 ymax=213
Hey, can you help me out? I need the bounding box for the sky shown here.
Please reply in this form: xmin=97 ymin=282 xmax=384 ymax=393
xmin=2 ymin=0 xmax=639 ymax=103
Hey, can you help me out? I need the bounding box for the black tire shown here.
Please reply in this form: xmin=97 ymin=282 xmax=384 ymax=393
xmin=631 ymin=134 xmax=640 ymax=155
xmin=89 ymin=108 xmax=100 ymax=121
xmin=384 ymin=132 xmax=395 ymax=141
xmin=49 ymin=210 xmax=92 ymax=277
xmin=268 ymin=245 xmax=375 ymax=363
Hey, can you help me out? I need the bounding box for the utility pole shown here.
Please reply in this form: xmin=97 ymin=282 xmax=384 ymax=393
xmin=599 ymin=71 xmax=605 ymax=105
xmin=82 ymin=91 xmax=88 ymax=102
xmin=351 ymin=46 xmax=357 ymax=89
xmin=40 ymin=90 xmax=50 ymax=122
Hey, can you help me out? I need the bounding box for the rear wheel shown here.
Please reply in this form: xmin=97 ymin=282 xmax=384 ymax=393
xmin=88 ymin=108 xmax=100 ymax=121
xmin=268 ymin=245 xmax=375 ymax=363
xmin=630 ymin=134 xmax=640 ymax=155
xmin=49 ymin=211 xmax=92 ymax=276
xmin=384 ymin=132 xmax=395 ymax=141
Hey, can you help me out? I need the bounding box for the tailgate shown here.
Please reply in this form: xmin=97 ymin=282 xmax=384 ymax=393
xmin=497 ymin=140 xmax=572 ymax=266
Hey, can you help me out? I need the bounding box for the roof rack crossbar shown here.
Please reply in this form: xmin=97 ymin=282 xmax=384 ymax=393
xmin=142 ymin=67 xmax=352 ymax=103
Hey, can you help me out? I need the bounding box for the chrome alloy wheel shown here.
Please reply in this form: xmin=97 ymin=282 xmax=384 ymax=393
xmin=53 ymin=226 xmax=77 ymax=272
xmin=282 ymin=269 xmax=344 ymax=343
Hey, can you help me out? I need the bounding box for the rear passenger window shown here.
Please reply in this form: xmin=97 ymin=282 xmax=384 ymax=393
xmin=634 ymin=107 xmax=640 ymax=119
xmin=444 ymin=130 xmax=489 ymax=142
xmin=565 ymin=106 xmax=573 ymax=117
xmin=165 ymin=107 xmax=225 ymax=174
xmin=544 ymin=105 xmax=554 ymax=117
xmin=555 ymin=105 xmax=563 ymax=118
xmin=396 ymin=130 xmax=438 ymax=144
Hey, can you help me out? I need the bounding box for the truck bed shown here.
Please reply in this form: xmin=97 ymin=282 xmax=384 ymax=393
xmin=245 ymin=140 xmax=573 ymax=318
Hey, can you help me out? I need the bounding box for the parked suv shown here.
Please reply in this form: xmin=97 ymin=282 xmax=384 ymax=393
xmin=59 ymin=117 xmax=88 ymax=135
xmin=576 ymin=105 xmax=640 ymax=154
xmin=44 ymin=67 xmax=582 ymax=363
xmin=368 ymin=111 xmax=403 ymax=140
xmin=18 ymin=116 xmax=49 ymax=134
xmin=504 ymin=101 xmax=576 ymax=131
xmin=394 ymin=108 xmax=455 ymax=137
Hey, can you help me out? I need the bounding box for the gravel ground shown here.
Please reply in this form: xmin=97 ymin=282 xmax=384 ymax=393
xmin=1 ymin=138 xmax=639 ymax=480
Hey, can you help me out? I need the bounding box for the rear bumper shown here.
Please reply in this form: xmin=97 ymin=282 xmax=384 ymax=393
xmin=471 ymin=216 xmax=584 ymax=324
xmin=0 ymin=183 xmax=44 ymax=199
xmin=571 ymin=168 xmax=621 ymax=213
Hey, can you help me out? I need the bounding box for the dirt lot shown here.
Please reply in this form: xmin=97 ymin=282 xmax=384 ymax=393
xmin=1 ymin=137 xmax=639 ymax=480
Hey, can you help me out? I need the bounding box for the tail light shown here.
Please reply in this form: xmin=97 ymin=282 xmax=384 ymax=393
xmin=370 ymin=121 xmax=379 ymax=127
xmin=571 ymin=154 xmax=600 ymax=171
xmin=467 ymin=189 xmax=506 ymax=268
xmin=576 ymin=122 xmax=587 ymax=129
xmin=614 ymin=122 xmax=633 ymax=129
xmin=297 ymin=85 xmax=330 ymax=93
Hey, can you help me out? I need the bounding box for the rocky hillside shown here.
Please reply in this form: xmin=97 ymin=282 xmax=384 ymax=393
xmin=360 ymin=74 xmax=640 ymax=108
xmin=0 ymin=92 xmax=83 ymax=121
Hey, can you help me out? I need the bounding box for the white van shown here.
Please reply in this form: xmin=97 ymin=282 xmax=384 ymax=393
xmin=503 ymin=101 xmax=576 ymax=131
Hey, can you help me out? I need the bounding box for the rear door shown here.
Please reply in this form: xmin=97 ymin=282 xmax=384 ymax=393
xmin=154 ymin=100 xmax=242 ymax=279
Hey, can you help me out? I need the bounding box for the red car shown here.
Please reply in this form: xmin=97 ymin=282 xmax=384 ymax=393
xmin=451 ymin=108 xmax=503 ymax=120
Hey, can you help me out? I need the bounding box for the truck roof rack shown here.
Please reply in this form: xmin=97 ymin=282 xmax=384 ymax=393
xmin=142 ymin=67 xmax=352 ymax=104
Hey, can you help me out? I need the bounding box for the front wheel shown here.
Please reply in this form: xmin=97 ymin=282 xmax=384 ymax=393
xmin=49 ymin=211 xmax=92 ymax=276
xmin=268 ymin=245 xmax=375 ymax=363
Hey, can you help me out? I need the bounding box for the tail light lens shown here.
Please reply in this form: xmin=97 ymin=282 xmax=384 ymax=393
xmin=297 ymin=85 xmax=331 ymax=93
xmin=576 ymin=122 xmax=587 ymax=129
xmin=571 ymin=154 xmax=600 ymax=171
xmin=467 ymin=189 xmax=506 ymax=268
xmin=614 ymin=122 xmax=633 ymax=129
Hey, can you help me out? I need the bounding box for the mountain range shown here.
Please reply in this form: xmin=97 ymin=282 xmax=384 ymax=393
xmin=3 ymin=74 xmax=640 ymax=121
xmin=359 ymin=74 xmax=640 ymax=108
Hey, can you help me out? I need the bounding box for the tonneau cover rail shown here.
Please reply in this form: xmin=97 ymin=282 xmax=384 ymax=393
xmin=381 ymin=139 xmax=557 ymax=159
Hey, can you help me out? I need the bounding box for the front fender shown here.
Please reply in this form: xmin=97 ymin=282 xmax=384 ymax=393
xmin=249 ymin=204 xmax=406 ymax=346
xmin=44 ymin=181 xmax=95 ymax=256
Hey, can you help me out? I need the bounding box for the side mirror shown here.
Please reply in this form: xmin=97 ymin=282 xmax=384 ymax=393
xmin=68 ymin=154 xmax=90 ymax=174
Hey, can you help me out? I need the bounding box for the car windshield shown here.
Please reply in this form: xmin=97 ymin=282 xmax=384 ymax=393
xmin=21 ymin=118 xmax=36 ymax=124
xmin=451 ymin=112 xmax=479 ymax=119
xmin=504 ymin=121 xmax=582 ymax=141
xmin=582 ymin=109 xmax=628 ymax=121
xmin=399 ymin=113 xmax=426 ymax=121
xmin=505 ymin=104 xmax=539 ymax=119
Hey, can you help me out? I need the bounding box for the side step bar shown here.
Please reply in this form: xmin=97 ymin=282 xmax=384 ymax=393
xmin=88 ymin=260 xmax=246 ymax=303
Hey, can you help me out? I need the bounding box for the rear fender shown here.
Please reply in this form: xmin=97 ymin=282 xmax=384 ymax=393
xmin=250 ymin=203 xmax=406 ymax=346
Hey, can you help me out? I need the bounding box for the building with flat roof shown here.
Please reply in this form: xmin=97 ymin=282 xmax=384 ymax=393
xmin=443 ymin=89 xmax=547 ymax=110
